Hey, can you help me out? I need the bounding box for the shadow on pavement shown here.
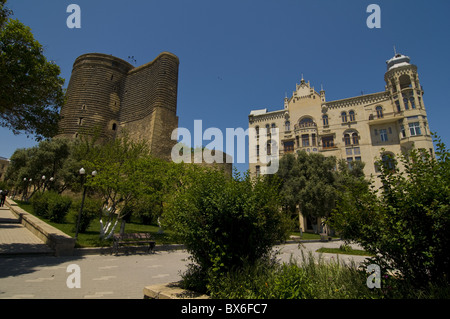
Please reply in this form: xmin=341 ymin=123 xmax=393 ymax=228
xmin=0 ymin=254 xmax=84 ymax=279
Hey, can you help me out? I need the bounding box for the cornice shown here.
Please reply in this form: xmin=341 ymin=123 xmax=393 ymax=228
xmin=325 ymin=91 xmax=389 ymax=109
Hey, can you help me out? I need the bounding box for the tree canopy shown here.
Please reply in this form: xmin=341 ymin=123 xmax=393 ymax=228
xmin=330 ymin=135 xmax=450 ymax=289
xmin=275 ymin=151 xmax=338 ymax=221
xmin=0 ymin=0 xmax=65 ymax=140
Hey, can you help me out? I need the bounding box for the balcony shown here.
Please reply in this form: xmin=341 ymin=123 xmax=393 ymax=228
xmin=368 ymin=111 xmax=404 ymax=125
xmin=320 ymin=145 xmax=338 ymax=152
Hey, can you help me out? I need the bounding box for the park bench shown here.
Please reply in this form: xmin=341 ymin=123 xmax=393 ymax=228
xmin=112 ymin=233 xmax=156 ymax=254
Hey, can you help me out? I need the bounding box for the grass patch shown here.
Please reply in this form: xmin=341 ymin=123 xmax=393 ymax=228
xmin=205 ymin=251 xmax=382 ymax=299
xmin=316 ymin=247 xmax=374 ymax=256
xmin=290 ymin=231 xmax=339 ymax=241
xmin=15 ymin=200 xmax=177 ymax=248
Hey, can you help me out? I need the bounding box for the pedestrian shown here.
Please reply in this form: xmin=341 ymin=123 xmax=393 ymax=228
xmin=0 ymin=189 xmax=7 ymax=207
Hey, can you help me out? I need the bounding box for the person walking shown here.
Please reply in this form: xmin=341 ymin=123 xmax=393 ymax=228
xmin=0 ymin=189 xmax=8 ymax=207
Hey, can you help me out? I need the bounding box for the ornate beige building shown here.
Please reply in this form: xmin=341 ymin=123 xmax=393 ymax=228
xmin=248 ymin=53 xmax=434 ymax=192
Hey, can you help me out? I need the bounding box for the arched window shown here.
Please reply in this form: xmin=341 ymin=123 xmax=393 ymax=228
xmin=349 ymin=110 xmax=355 ymax=122
xmin=403 ymin=97 xmax=409 ymax=110
xmin=266 ymin=140 xmax=272 ymax=155
xmin=344 ymin=134 xmax=351 ymax=146
xmin=352 ymin=132 xmax=359 ymax=145
xmin=271 ymin=123 xmax=276 ymax=133
xmin=410 ymin=97 xmax=416 ymax=109
xmin=322 ymin=115 xmax=329 ymax=126
xmin=395 ymin=100 xmax=401 ymax=112
xmin=341 ymin=112 xmax=347 ymax=123
xmin=285 ymin=121 xmax=290 ymax=131
xmin=299 ymin=117 xmax=315 ymax=128
xmin=399 ymin=74 xmax=412 ymax=90
xmin=265 ymin=124 xmax=270 ymax=134
xmin=255 ymin=126 xmax=259 ymax=136
xmin=112 ymin=123 xmax=117 ymax=131
xmin=376 ymin=106 xmax=383 ymax=118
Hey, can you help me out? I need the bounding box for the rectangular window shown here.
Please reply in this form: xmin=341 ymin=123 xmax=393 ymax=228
xmin=395 ymin=100 xmax=401 ymax=112
xmin=311 ymin=134 xmax=317 ymax=146
xmin=256 ymin=166 xmax=260 ymax=177
xmin=353 ymin=147 xmax=360 ymax=155
xmin=380 ymin=129 xmax=388 ymax=142
xmin=346 ymin=148 xmax=353 ymax=156
xmin=344 ymin=135 xmax=351 ymax=146
xmin=322 ymin=136 xmax=334 ymax=149
xmin=346 ymin=157 xmax=353 ymax=169
xmin=284 ymin=141 xmax=294 ymax=153
xmin=401 ymin=125 xmax=406 ymax=138
xmin=409 ymin=122 xmax=421 ymax=136
xmin=355 ymin=156 xmax=362 ymax=161
xmin=302 ymin=134 xmax=309 ymax=147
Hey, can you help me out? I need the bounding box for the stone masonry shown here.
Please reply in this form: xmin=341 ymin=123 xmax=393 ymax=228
xmin=57 ymin=52 xmax=180 ymax=160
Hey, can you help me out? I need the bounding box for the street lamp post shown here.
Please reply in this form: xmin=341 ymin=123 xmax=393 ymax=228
xmin=22 ymin=177 xmax=27 ymax=201
xmin=41 ymin=175 xmax=46 ymax=192
xmin=74 ymin=168 xmax=97 ymax=241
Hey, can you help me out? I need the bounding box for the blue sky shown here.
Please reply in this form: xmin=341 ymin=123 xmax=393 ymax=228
xmin=3 ymin=0 xmax=450 ymax=174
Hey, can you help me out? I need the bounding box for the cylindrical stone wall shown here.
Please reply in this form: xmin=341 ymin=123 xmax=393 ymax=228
xmin=58 ymin=53 xmax=133 ymax=139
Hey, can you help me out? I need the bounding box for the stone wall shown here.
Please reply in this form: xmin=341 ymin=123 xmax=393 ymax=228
xmin=58 ymin=52 xmax=179 ymax=160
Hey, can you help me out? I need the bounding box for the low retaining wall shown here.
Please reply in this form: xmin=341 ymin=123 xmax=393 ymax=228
xmin=143 ymin=282 xmax=209 ymax=299
xmin=6 ymin=198 xmax=75 ymax=256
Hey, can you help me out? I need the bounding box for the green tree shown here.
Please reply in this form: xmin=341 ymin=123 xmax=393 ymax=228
xmin=330 ymin=135 xmax=450 ymax=290
xmin=275 ymin=151 xmax=338 ymax=232
xmin=0 ymin=0 xmax=64 ymax=140
xmin=5 ymin=138 xmax=74 ymax=198
xmin=77 ymin=134 xmax=152 ymax=239
xmin=164 ymin=168 xmax=290 ymax=294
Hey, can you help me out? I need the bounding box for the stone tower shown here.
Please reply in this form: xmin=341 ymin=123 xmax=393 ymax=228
xmin=384 ymin=53 xmax=430 ymax=152
xmin=58 ymin=52 xmax=179 ymax=160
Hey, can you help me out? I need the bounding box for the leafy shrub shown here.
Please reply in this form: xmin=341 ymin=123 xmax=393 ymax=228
xmin=72 ymin=197 xmax=102 ymax=233
xmin=30 ymin=191 xmax=72 ymax=223
xmin=330 ymin=134 xmax=450 ymax=289
xmin=165 ymin=168 xmax=290 ymax=294
xmin=31 ymin=192 xmax=49 ymax=217
xmin=339 ymin=243 xmax=353 ymax=253
xmin=46 ymin=192 xmax=72 ymax=223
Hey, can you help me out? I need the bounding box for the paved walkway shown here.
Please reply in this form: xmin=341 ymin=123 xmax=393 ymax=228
xmin=1 ymin=202 xmax=368 ymax=263
xmin=0 ymin=206 xmax=53 ymax=256
xmin=0 ymin=202 xmax=373 ymax=299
